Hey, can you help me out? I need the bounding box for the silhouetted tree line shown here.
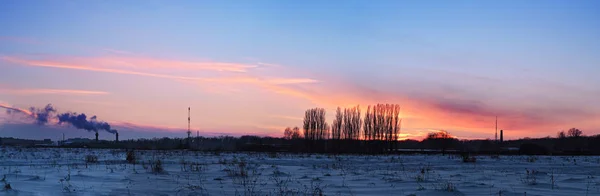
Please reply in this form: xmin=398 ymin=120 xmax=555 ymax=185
xmin=4 ymin=127 xmax=600 ymax=155
xmin=303 ymin=108 xmax=329 ymax=140
xmin=275 ymin=104 xmax=600 ymax=155
xmin=297 ymin=104 xmax=403 ymax=153
xmin=2 ymin=101 xmax=597 ymax=157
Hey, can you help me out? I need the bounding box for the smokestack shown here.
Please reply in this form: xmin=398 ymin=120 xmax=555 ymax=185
xmin=95 ymin=132 xmax=99 ymax=142
xmin=115 ymin=132 xmax=119 ymax=142
xmin=500 ymin=130 xmax=504 ymax=142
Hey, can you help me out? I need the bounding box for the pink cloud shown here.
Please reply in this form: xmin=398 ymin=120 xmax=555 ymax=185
xmin=1 ymin=55 xmax=317 ymax=88
xmin=2 ymin=55 xmax=256 ymax=72
xmin=0 ymin=102 xmax=33 ymax=116
xmin=111 ymin=121 xmax=278 ymax=137
xmin=0 ymin=87 xmax=109 ymax=95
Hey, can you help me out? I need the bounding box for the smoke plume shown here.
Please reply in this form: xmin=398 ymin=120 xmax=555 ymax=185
xmin=57 ymin=113 xmax=118 ymax=134
xmin=1 ymin=103 xmax=56 ymax=125
xmin=2 ymin=103 xmax=118 ymax=134
xmin=29 ymin=104 xmax=56 ymax=125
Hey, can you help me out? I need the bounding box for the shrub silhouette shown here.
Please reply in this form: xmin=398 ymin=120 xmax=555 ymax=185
xmin=126 ymin=150 xmax=136 ymax=164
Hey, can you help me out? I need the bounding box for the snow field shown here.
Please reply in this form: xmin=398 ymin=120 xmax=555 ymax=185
xmin=0 ymin=147 xmax=599 ymax=195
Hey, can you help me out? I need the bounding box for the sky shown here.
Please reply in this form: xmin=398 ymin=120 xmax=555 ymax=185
xmin=1 ymin=0 xmax=599 ymax=141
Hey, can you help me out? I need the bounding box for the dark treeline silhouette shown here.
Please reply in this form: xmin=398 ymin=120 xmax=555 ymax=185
xmin=3 ymin=129 xmax=600 ymax=155
xmin=2 ymin=103 xmax=598 ymax=155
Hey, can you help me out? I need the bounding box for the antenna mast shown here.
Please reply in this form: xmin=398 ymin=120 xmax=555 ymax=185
xmin=187 ymin=107 xmax=191 ymax=138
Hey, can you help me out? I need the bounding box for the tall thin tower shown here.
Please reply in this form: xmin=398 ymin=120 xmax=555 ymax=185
xmin=495 ymin=116 xmax=498 ymax=141
xmin=187 ymin=107 xmax=191 ymax=138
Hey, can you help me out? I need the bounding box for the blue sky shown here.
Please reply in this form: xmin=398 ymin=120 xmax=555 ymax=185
xmin=1 ymin=0 xmax=599 ymax=140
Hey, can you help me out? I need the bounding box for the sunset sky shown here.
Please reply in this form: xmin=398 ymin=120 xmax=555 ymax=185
xmin=1 ymin=1 xmax=599 ymax=141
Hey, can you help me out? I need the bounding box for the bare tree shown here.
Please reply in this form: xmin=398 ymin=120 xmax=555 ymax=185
xmin=363 ymin=105 xmax=373 ymax=141
xmin=331 ymin=107 xmax=343 ymax=140
xmin=557 ymin=131 xmax=566 ymax=139
xmin=291 ymin=127 xmax=302 ymax=139
xmin=303 ymin=108 xmax=328 ymax=140
xmin=342 ymin=105 xmax=361 ymax=140
xmin=283 ymin=127 xmax=293 ymax=140
xmin=352 ymin=105 xmax=362 ymax=140
xmin=361 ymin=104 xmax=401 ymax=153
xmin=567 ymin=128 xmax=583 ymax=137
xmin=364 ymin=104 xmax=400 ymax=141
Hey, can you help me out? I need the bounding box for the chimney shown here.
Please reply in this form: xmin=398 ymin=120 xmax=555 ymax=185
xmin=95 ymin=132 xmax=99 ymax=142
xmin=115 ymin=132 xmax=119 ymax=142
xmin=500 ymin=130 xmax=504 ymax=142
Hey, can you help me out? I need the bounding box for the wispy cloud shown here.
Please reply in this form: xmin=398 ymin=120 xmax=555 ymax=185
xmin=111 ymin=121 xmax=263 ymax=137
xmin=197 ymin=77 xmax=317 ymax=85
xmin=1 ymin=55 xmax=256 ymax=73
xmin=1 ymin=56 xmax=317 ymax=86
xmin=0 ymin=102 xmax=33 ymax=116
xmin=256 ymin=62 xmax=281 ymax=67
xmin=270 ymin=115 xmax=304 ymax=121
xmin=102 ymin=48 xmax=133 ymax=55
xmin=0 ymin=87 xmax=109 ymax=95
xmin=69 ymin=100 xmax=119 ymax=106
xmin=0 ymin=54 xmax=320 ymax=100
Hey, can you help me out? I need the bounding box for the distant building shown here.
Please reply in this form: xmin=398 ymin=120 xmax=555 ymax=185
xmin=1 ymin=138 xmax=53 ymax=147
xmin=63 ymin=138 xmax=94 ymax=145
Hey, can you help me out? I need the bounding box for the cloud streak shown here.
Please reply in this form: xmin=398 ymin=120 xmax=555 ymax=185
xmin=0 ymin=87 xmax=109 ymax=95
xmin=1 ymin=55 xmax=255 ymax=73
xmin=112 ymin=121 xmax=258 ymax=137
xmin=0 ymin=103 xmax=33 ymax=116
xmin=1 ymin=56 xmax=317 ymax=86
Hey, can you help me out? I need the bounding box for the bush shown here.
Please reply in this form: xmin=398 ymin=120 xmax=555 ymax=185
xmin=226 ymin=160 xmax=248 ymax=177
xmin=3 ymin=183 xmax=11 ymax=191
xmin=2 ymin=175 xmax=11 ymax=191
xmin=85 ymin=155 xmax=98 ymax=163
xmin=151 ymin=160 xmax=164 ymax=173
xmin=126 ymin=150 xmax=136 ymax=164
xmin=461 ymin=153 xmax=476 ymax=163
xmin=434 ymin=181 xmax=457 ymax=192
xmin=521 ymin=169 xmax=538 ymax=185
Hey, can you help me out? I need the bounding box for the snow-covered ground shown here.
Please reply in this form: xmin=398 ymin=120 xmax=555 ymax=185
xmin=0 ymin=147 xmax=599 ymax=196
